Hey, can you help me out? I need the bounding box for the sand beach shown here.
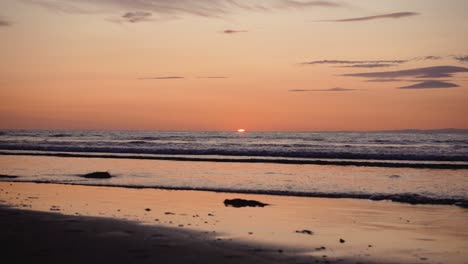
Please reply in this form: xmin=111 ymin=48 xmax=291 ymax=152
xmin=1 ymin=181 xmax=467 ymax=264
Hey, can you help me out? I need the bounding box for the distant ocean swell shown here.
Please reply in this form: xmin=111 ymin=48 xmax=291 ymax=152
xmin=1 ymin=130 xmax=468 ymax=164
xmin=1 ymin=129 xmax=468 ymax=168
xmin=1 ymin=151 xmax=467 ymax=169
xmin=0 ymin=142 xmax=468 ymax=162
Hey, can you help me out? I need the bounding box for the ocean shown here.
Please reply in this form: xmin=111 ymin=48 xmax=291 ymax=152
xmin=1 ymin=129 xmax=467 ymax=206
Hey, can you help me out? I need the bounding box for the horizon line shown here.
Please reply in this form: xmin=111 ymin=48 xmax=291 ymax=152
xmin=0 ymin=128 xmax=467 ymax=133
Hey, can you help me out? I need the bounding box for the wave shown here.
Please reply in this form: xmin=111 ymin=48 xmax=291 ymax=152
xmin=133 ymin=136 xmax=161 ymax=141
xmin=1 ymin=151 xmax=468 ymax=169
xmin=49 ymin=134 xmax=72 ymax=138
xmin=128 ymin=141 xmax=148 ymax=144
xmin=0 ymin=144 xmax=467 ymax=162
xmin=1 ymin=178 xmax=467 ymax=208
xmin=1 ymin=130 xmax=467 ymax=163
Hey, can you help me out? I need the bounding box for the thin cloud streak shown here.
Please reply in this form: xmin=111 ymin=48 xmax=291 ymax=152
xmin=302 ymin=59 xmax=407 ymax=65
xmin=223 ymin=29 xmax=248 ymax=34
xmin=290 ymin=87 xmax=355 ymax=92
xmin=343 ymin=66 xmax=468 ymax=79
xmin=321 ymin=12 xmax=419 ymax=22
xmin=121 ymin=11 xmax=152 ymax=23
xmin=337 ymin=63 xmax=397 ymax=68
xmin=138 ymin=76 xmax=184 ymax=80
xmin=279 ymin=0 xmax=341 ymax=8
xmin=0 ymin=17 xmax=11 ymax=27
xmin=139 ymin=76 xmax=229 ymax=80
xmin=197 ymin=76 xmax=229 ymax=79
xmin=454 ymin=55 xmax=468 ymax=63
xmin=366 ymin=78 xmax=405 ymax=83
xmin=23 ymin=0 xmax=342 ymax=18
xmin=301 ymin=55 xmax=443 ymax=67
xmin=414 ymin=55 xmax=442 ymax=61
xmin=399 ymin=80 xmax=459 ymax=89
xmin=301 ymin=59 xmax=405 ymax=69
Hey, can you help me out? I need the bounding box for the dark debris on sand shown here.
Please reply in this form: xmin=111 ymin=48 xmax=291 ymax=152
xmin=50 ymin=206 xmax=61 ymax=211
xmin=224 ymin=199 xmax=269 ymax=208
xmin=295 ymin=230 xmax=314 ymax=235
xmin=0 ymin=175 xmax=19 ymax=179
xmin=80 ymin=172 xmax=113 ymax=179
xmin=454 ymin=201 xmax=468 ymax=208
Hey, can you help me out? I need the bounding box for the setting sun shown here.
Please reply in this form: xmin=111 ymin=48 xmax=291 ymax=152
xmin=237 ymin=129 xmax=246 ymax=133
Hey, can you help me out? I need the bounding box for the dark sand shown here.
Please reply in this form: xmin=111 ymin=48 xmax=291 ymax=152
xmin=1 ymin=182 xmax=467 ymax=264
xmin=0 ymin=206 xmax=323 ymax=264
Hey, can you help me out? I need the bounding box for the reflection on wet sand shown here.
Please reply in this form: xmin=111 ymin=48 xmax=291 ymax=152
xmin=1 ymin=182 xmax=467 ymax=263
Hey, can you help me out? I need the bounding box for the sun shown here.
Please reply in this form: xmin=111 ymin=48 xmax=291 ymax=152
xmin=237 ymin=128 xmax=246 ymax=133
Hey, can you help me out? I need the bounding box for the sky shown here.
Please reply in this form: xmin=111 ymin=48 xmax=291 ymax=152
xmin=0 ymin=0 xmax=467 ymax=131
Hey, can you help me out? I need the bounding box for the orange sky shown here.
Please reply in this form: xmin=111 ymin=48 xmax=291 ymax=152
xmin=0 ymin=0 xmax=467 ymax=131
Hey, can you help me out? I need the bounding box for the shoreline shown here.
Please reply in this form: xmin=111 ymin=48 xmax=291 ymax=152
xmin=1 ymin=154 xmax=467 ymax=209
xmin=1 ymin=178 xmax=467 ymax=207
xmin=1 ymin=182 xmax=467 ymax=264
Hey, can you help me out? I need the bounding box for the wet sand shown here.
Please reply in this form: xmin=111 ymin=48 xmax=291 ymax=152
xmin=1 ymin=182 xmax=467 ymax=263
xmin=0 ymin=206 xmax=310 ymax=264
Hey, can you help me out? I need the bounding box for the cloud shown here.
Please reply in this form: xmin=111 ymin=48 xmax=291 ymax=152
xmin=337 ymin=63 xmax=397 ymax=68
xmin=223 ymin=29 xmax=248 ymax=34
xmin=302 ymin=57 xmax=465 ymax=90
xmin=0 ymin=17 xmax=11 ymax=27
xmin=343 ymin=66 xmax=468 ymax=79
xmin=139 ymin=76 xmax=184 ymax=80
xmin=399 ymin=80 xmax=459 ymax=89
xmin=23 ymin=0 xmax=342 ymax=18
xmin=121 ymin=11 xmax=152 ymax=23
xmin=302 ymin=56 xmax=445 ymax=67
xmin=414 ymin=55 xmax=442 ymax=61
xmin=454 ymin=55 xmax=468 ymax=63
xmin=197 ymin=76 xmax=229 ymax=79
xmin=139 ymin=76 xmax=230 ymax=80
xmin=279 ymin=0 xmax=341 ymax=8
xmin=302 ymin=59 xmax=407 ymax=65
xmin=290 ymin=87 xmax=355 ymax=92
xmin=365 ymin=78 xmax=404 ymax=83
xmin=322 ymin=12 xmax=419 ymax=22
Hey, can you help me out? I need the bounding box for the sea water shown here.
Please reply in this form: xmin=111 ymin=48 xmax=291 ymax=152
xmin=1 ymin=129 xmax=467 ymax=205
